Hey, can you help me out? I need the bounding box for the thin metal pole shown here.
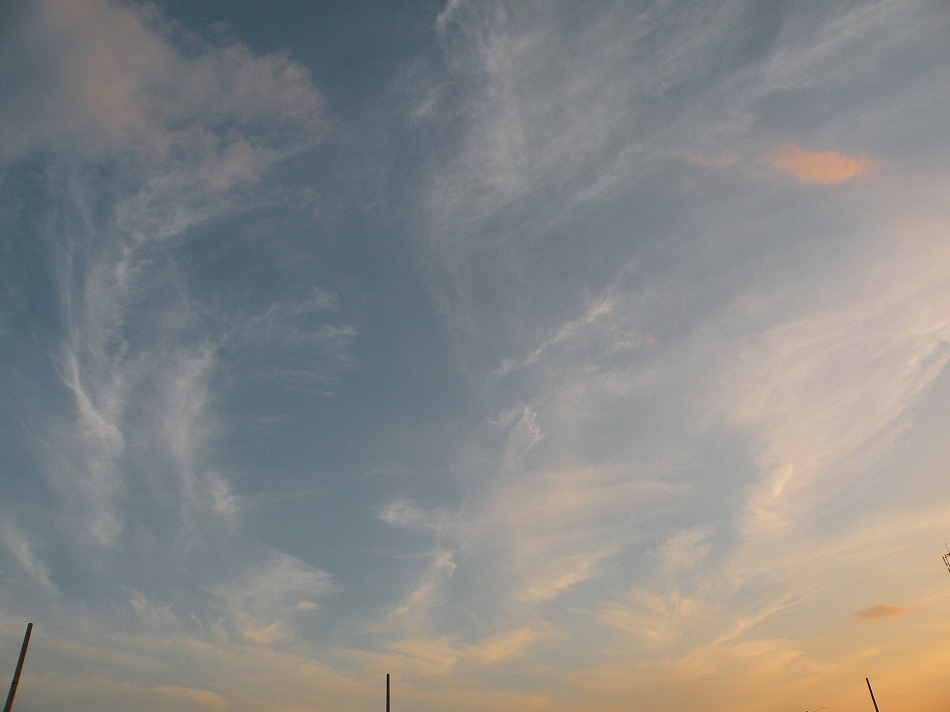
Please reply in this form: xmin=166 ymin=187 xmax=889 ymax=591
xmin=866 ymin=677 xmax=880 ymax=712
xmin=386 ymin=673 xmax=390 ymax=712
xmin=3 ymin=623 xmax=33 ymax=712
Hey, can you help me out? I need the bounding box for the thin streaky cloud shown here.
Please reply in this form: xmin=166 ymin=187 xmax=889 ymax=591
xmin=392 ymin=548 xmax=458 ymax=629
xmin=1 ymin=519 xmax=57 ymax=596
xmin=212 ymin=549 xmax=335 ymax=647
xmin=855 ymin=604 xmax=909 ymax=621
xmin=492 ymin=296 xmax=618 ymax=376
xmin=465 ymin=626 xmax=541 ymax=667
xmin=704 ymin=225 xmax=950 ymax=537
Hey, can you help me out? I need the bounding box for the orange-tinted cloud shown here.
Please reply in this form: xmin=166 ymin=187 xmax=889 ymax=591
xmin=769 ymin=144 xmax=879 ymax=184
xmin=855 ymin=604 xmax=908 ymax=620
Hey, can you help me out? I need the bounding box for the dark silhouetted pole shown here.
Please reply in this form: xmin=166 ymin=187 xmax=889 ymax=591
xmin=866 ymin=677 xmax=880 ymax=712
xmin=386 ymin=673 xmax=390 ymax=712
xmin=3 ymin=623 xmax=32 ymax=712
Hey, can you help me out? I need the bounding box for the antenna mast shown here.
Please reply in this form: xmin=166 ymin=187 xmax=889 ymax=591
xmin=386 ymin=673 xmax=390 ymax=712
xmin=3 ymin=623 xmax=33 ymax=712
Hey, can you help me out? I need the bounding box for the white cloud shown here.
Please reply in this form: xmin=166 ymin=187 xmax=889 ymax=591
xmin=379 ymin=500 xmax=451 ymax=534
xmin=226 ymin=289 xmax=358 ymax=389
xmin=0 ymin=0 xmax=331 ymax=558
xmin=492 ymin=296 xmax=621 ymax=376
xmin=1 ymin=518 xmax=57 ymax=595
xmin=435 ymin=0 xmax=466 ymax=34
xmin=392 ymin=7 xmax=950 ymax=704
xmin=516 ymin=551 xmax=610 ymax=604
xmin=382 ymin=412 xmax=690 ymax=624
xmin=706 ymin=231 xmax=950 ymax=536
xmin=0 ymin=0 xmax=339 ymax=653
xmin=0 ymin=0 xmax=323 ymax=162
xmin=659 ymin=528 xmax=713 ymax=579
xmin=212 ymin=550 xmax=334 ymax=647
xmin=128 ymin=589 xmax=180 ymax=635
xmin=465 ymin=626 xmax=540 ymax=666
xmin=421 ymin=0 xmax=776 ymax=250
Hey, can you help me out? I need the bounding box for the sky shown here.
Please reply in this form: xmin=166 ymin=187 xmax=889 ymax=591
xmin=1 ymin=0 xmax=950 ymax=710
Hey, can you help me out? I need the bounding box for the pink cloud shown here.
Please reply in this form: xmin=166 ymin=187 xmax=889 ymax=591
xmin=855 ymin=604 xmax=908 ymax=621
xmin=769 ymin=144 xmax=879 ymax=184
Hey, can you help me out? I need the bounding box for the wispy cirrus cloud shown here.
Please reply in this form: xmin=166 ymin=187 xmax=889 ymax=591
xmin=379 ymin=402 xmax=691 ymax=651
xmin=212 ymin=549 xmax=334 ymax=646
xmin=421 ymin=0 xmax=750 ymax=251
xmin=706 ymin=230 xmax=950 ymax=537
xmin=414 ymin=0 xmax=916 ymax=390
xmin=0 ymin=0 xmax=323 ymax=163
xmin=2 ymin=0 xmax=949 ymax=710
xmin=226 ymin=288 xmax=358 ymax=390
xmin=391 ymin=3 xmax=950 ymax=707
xmin=390 ymin=548 xmax=458 ymax=631
xmin=0 ymin=0 xmax=342 ymax=664
xmin=491 ymin=296 xmax=630 ymax=377
xmin=1 ymin=518 xmax=57 ymax=596
xmin=0 ymin=0 xmax=333 ymax=554
xmin=22 ymin=629 xmax=369 ymax=712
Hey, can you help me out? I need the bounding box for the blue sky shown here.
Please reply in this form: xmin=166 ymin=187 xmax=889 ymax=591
xmin=2 ymin=1 xmax=950 ymax=710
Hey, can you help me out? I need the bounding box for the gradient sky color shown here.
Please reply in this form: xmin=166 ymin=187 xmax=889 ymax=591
xmin=2 ymin=1 xmax=950 ymax=711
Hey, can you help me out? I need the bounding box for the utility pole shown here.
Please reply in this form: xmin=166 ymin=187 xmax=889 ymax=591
xmin=386 ymin=673 xmax=390 ymax=712
xmin=3 ymin=623 xmax=32 ymax=712
xmin=866 ymin=677 xmax=880 ymax=712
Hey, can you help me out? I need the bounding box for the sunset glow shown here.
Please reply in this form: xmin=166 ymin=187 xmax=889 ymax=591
xmin=1 ymin=1 xmax=949 ymax=711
